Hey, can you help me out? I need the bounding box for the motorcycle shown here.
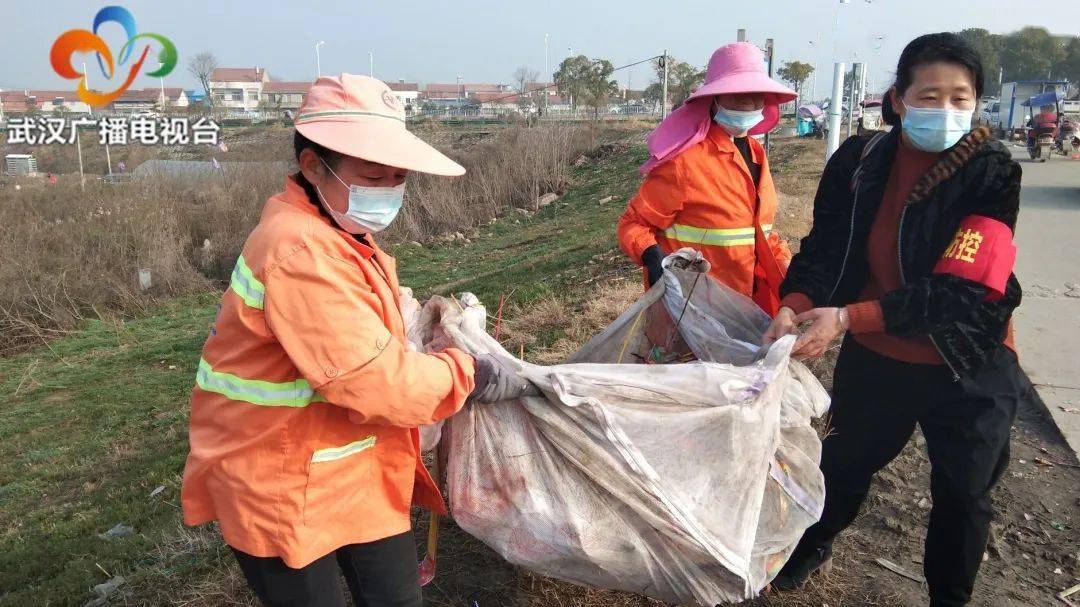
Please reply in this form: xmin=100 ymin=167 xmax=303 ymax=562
xmin=1028 ymin=128 xmax=1055 ymax=161
xmin=1022 ymin=91 xmax=1064 ymax=161
xmin=1054 ymin=118 xmax=1079 ymax=156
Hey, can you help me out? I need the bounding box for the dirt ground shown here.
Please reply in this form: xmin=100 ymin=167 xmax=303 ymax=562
xmin=418 ymin=137 xmax=1080 ymax=607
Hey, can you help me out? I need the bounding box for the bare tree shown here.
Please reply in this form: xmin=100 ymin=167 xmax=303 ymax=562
xmin=188 ymin=52 xmax=218 ymax=107
xmin=513 ymin=66 xmax=540 ymax=94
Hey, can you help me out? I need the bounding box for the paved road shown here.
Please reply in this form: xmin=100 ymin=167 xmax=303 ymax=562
xmin=1010 ymin=145 xmax=1080 ymax=459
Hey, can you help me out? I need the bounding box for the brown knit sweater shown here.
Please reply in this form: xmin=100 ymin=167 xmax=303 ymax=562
xmin=782 ymin=139 xmax=1015 ymax=363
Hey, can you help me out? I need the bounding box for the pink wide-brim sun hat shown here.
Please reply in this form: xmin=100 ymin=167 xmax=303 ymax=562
xmin=640 ymin=42 xmax=799 ymax=175
xmin=295 ymin=74 xmax=464 ymax=177
xmin=687 ymin=42 xmax=798 ymax=106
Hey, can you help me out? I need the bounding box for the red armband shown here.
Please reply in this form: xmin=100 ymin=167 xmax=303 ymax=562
xmin=933 ymin=215 xmax=1016 ymax=301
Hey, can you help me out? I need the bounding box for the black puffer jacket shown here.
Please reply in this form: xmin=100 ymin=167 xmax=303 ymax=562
xmin=780 ymin=127 xmax=1022 ymax=379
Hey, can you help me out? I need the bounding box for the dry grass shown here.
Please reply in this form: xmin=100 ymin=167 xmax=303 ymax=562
xmin=0 ymin=166 xmax=278 ymax=352
xmin=393 ymin=125 xmax=601 ymax=241
xmin=0 ymin=124 xmax=615 ymax=353
xmin=499 ymin=279 xmax=641 ymax=364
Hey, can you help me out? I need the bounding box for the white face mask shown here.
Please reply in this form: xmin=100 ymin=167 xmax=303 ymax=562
xmin=315 ymin=159 xmax=405 ymax=234
xmin=712 ymin=106 xmax=765 ymax=137
xmin=900 ymin=100 xmax=974 ymax=152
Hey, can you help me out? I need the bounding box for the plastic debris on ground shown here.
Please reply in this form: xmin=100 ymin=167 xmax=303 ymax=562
xmin=408 ymin=249 xmax=830 ymax=605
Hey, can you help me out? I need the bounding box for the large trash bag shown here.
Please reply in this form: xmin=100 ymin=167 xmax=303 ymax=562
xmin=412 ymin=249 xmax=830 ymax=605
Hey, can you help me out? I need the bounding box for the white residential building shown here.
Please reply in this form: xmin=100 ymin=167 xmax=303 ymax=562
xmin=387 ymin=82 xmax=420 ymax=113
xmin=209 ymin=67 xmax=269 ymax=110
xmin=261 ymin=82 xmax=310 ymax=109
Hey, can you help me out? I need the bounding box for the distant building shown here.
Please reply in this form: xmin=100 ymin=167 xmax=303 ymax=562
xmin=25 ymin=90 xmax=91 ymax=114
xmin=0 ymin=90 xmax=35 ymax=115
xmin=424 ymin=83 xmax=465 ymax=100
xmin=5 ymin=154 xmax=38 ymax=176
xmin=387 ymin=81 xmax=420 ymax=113
xmin=524 ymin=82 xmax=558 ymax=98
xmin=424 ymin=82 xmax=513 ymax=101
xmin=209 ymin=67 xmax=269 ymax=110
xmin=159 ymin=88 xmax=190 ymax=108
xmin=111 ymin=89 xmax=160 ymax=113
xmin=261 ymin=81 xmax=311 ymax=109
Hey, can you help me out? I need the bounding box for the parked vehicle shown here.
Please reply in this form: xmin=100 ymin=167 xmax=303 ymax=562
xmin=1055 ymin=118 xmax=1079 ymax=156
xmin=978 ymin=97 xmax=1000 ymax=129
xmin=999 ymin=80 xmax=1069 ymax=138
xmin=857 ymin=99 xmax=884 ymax=135
xmin=1028 ymin=130 xmax=1054 ymax=161
xmin=796 ymin=104 xmax=825 ymax=139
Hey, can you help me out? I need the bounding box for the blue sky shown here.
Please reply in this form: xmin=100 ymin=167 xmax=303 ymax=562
xmin=2 ymin=0 xmax=1077 ymax=96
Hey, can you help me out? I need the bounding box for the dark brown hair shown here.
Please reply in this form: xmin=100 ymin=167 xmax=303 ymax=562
xmin=882 ymin=33 xmax=985 ymax=126
xmin=292 ymin=130 xmax=343 ymax=204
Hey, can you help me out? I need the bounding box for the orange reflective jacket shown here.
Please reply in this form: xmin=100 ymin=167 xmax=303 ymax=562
xmin=618 ymin=126 xmax=791 ymax=310
xmin=182 ymin=176 xmax=475 ymax=568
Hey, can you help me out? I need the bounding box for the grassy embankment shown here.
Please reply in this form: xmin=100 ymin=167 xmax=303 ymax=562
xmin=0 ymin=141 xmax=650 ymax=606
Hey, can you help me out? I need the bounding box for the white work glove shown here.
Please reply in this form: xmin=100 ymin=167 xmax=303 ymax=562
xmin=470 ymin=354 xmax=535 ymax=403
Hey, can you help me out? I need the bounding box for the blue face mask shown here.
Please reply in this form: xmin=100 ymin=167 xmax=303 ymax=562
xmin=900 ymin=102 xmax=974 ymax=152
xmin=316 ymin=159 xmax=405 ymax=234
xmin=712 ymin=106 xmax=764 ymax=136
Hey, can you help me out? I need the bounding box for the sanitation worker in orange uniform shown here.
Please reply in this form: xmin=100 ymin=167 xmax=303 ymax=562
xmin=181 ymin=74 xmax=531 ymax=607
xmin=618 ymin=42 xmax=798 ymax=316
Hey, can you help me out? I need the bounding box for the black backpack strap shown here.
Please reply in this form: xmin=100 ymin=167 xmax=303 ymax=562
xmin=849 ymin=131 xmax=888 ymax=192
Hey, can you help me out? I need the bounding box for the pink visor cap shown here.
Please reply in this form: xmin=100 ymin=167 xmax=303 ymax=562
xmin=295 ymin=74 xmax=464 ymax=176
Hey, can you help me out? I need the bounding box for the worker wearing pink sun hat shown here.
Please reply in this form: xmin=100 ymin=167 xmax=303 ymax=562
xmin=618 ymin=42 xmax=797 ymax=316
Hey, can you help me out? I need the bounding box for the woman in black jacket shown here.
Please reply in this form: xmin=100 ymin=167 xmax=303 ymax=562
xmin=766 ymin=33 xmax=1027 ymax=607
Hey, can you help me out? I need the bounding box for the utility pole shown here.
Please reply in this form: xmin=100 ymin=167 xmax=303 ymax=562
xmin=83 ymin=61 xmax=112 ymax=176
xmin=858 ymin=60 xmax=867 ymax=105
xmin=764 ymin=38 xmax=775 ymax=153
xmin=847 ymin=63 xmax=859 ymax=138
xmin=660 ymin=49 xmax=669 ymax=120
xmin=158 ymin=62 xmax=166 ymax=111
xmin=544 ymin=33 xmax=549 ymax=80
xmin=0 ymin=88 xmax=5 ymax=122
xmin=76 ymin=127 xmax=85 ymax=191
xmin=369 ymin=52 xmax=374 ymax=77
xmin=826 ymin=61 xmax=845 ymax=159
xmin=543 ymin=34 xmax=549 ymax=119
xmin=315 ymin=41 xmax=325 ymax=78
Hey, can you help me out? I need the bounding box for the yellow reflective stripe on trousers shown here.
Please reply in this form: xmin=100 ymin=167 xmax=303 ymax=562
xmin=311 ymin=436 xmax=377 ymax=463
xmin=195 ymin=358 xmax=324 ymax=407
xmin=663 ymin=223 xmax=772 ymax=247
xmin=230 ymin=255 xmax=265 ymax=310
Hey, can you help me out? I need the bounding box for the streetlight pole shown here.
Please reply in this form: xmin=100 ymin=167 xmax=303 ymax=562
xmin=315 ymin=41 xmax=325 ymax=78
xmin=544 ymin=34 xmax=550 ymax=118
xmin=83 ymin=61 xmax=112 ymax=177
xmin=869 ymin=35 xmax=884 ymax=95
xmin=826 ymin=0 xmax=851 ymax=160
xmin=544 ymin=34 xmax=549 ymax=79
xmin=369 ymin=52 xmax=374 ymax=77
xmin=158 ymin=62 xmax=166 ymax=110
